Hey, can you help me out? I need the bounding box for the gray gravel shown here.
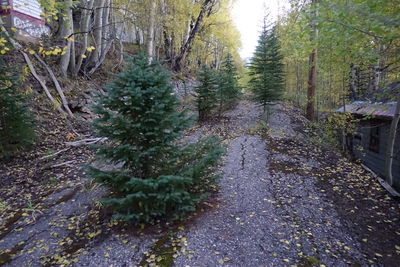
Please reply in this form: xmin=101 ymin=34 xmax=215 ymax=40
xmin=2 ymin=100 xmax=397 ymax=266
xmin=1 ymin=184 xmax=108 ymax=266
xmin=174 ymin=101 xmax=367 ymax=266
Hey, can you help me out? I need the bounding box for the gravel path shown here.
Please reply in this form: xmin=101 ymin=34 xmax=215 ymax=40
xmin=173 ymin=101 xmax=399 ymax=266
xmin=2 ymin=99 xmax=399 ymax=266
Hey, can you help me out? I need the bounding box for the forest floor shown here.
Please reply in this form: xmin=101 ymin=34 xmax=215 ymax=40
xmin=1 ymin=98 xmax=400 ymax=266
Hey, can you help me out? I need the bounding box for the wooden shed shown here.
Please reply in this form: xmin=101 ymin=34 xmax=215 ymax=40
xmin=337 ymin=101 xmax=400 ymax=189
xmin=0 ymin=0 xmax=49 ymax=41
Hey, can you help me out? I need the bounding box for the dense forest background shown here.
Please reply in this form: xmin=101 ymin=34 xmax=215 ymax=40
xmin=1 ymin=0 xmax=399 ymax=118
xmin=280 ymin=0 xmax=400 ymax=115
xmin=0 ymin=0 xmax=398 ymax=174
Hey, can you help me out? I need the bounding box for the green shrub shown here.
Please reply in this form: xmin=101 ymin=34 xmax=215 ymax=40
xmin=0 ymin=56 xmax=35 ymax=159
xmin=89 ymin=54 xmax=224 ymax=223
xmin=217 ymin=53 xmax=241 ymax=114
xmin=195 ymin=66 xmax=218 ymax=121
xmin=248 ymin=26 xmax=284 ymax=110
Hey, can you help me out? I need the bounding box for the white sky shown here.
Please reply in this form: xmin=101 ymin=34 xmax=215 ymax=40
xmin=233 ymin=0 xmax=289 ymax=60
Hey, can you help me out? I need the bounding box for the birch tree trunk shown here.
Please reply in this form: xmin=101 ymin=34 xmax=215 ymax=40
xmin=385 ymin=88 xmax=400 ymax=186
xmin=86 ymin=0 xmax=106 ymax=70
xmin=114 ymin=0 xmax=132 ymax=69
xmin=349 ymin=64 xmax=358 ymax=101
xmin=172 ymin=0 xmax=217 ymax=72
xmin=73 ymin=0 xmax=94 ymax=76
xmin=100 ymin=0 xmax=111 ymax=59
xmin=184 ymin=8 xmax=194 ymax=43
xmin=368 ymin=64 xmax=381 ymax=93
xmin=60 ymin=0 xmax=74 ymax=77
xmin=87 ymin=2 xmax=114 ymax=75
xmin=147 ymin=0 xmax=157 ymax=63
xmin=306 ymin=0 xmax=318 ymax=121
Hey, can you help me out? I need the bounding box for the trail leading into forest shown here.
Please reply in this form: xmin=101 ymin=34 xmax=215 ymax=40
xmin=174 ymin=99 xmax=400 ymax=266
xmin=175 ymin=99 xmax=363 ymax=266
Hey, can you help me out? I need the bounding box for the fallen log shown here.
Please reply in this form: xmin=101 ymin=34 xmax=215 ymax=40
xmin=66 ymin=137 xmax=108 ymax=147
xmin=40 ymin=137 xmax=107 ymax=160
xmin=361 ymin=164 xmax=400 ymax=197
xmin=51 ymin=160 xmax=77 ymax=168
xmin=40 ymin=148 xmax=71 ymax=160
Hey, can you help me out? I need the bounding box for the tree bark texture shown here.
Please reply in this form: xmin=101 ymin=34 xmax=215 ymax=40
xmin=73 ymin=0 xmax=95 ymax=76
xmin=306 ymin=0 xmax=318 ymax=121
xmin=60 ymin=0 xmax=74 ymax=77
xmin=147 ymin=0 xmax=157 ymax=63
xmin=173 ymin=0 xmax=217 ymax=72
xmin=306 ymin=49 xmax=317 ymax=120
xmin=86 ymin=0 xmax=106 ymax=69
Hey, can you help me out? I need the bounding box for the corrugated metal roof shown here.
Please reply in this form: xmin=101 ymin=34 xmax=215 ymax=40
xmin=13 ymin=0 xmax=43 ymax=19
xmin=336 ymin=101 xmax=397 ymax=118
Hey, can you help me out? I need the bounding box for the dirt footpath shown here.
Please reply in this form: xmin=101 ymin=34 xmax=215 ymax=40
xmin=173 ymin=101 xmax=400 ymax=267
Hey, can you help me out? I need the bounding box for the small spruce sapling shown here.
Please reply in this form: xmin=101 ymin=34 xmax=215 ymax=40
xmin=217 ymin=53 xmax=241 ymax=115
xmin=248 ymin=25 xmax=284 ymax=111
xmin=89 ymin=54 xmax=224 ymax=223
xmin=0 ymin=55 xmax=35 ymax=159
xmin=195 ymin=66 xmax=218 ymax=121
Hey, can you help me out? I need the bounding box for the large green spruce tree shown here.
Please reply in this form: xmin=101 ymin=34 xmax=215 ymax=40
xmin=249 ymin=25 xmax=284 ymax=110
xmin=0 ymin=55 xmax=35 ymax=159
xmin=89 ymin=54 xmax=224 ymax=223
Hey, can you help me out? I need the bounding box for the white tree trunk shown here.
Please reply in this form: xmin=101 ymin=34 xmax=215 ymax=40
xmin=60 ymin=0 xmax=74 ymax=77
xmin=173 ymin=0 xmax=217 ymax=71
xmin=87 ymin=0 xmax=106 ymax=67
xmin=100 ymin=0 xmax=111 ymax=59
xmin=74 ymin=0 xmax=94 ymax=76
xmin=147 ymin=0 xmax=157 ymax=63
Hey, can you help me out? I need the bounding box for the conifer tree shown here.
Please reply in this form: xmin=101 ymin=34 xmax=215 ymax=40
xmin=217 ymin=53 xmax=241 ymax=114
xmin=89 ymin=54 xmax=223 ymax=223
xmin=248 ymin=25 xmax=284 ymax=111
xmin=0 ymin=56 xmax=35 ymax=159
xmin=195 ymin=66 xmax=218 ymax=121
